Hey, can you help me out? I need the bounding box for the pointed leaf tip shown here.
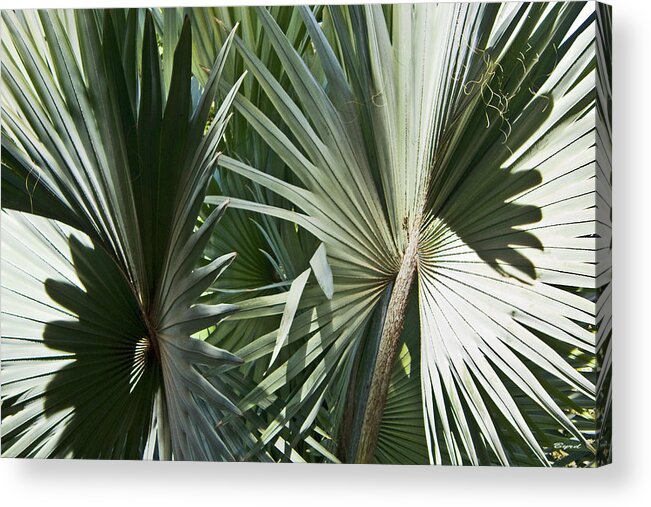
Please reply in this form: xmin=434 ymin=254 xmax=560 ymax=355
xmin=267 ymin=268 xmax=311 ymax=370
xmin=310 ymin=243 xmax=334 ymax=299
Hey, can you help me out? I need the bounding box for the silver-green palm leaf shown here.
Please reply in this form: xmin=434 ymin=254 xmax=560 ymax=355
xmin=202 ymin=2 xmax=605 ymax=465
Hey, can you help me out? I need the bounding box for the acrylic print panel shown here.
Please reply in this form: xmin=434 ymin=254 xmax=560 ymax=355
xmin=0 ymin=2 xmax=612 ymax=466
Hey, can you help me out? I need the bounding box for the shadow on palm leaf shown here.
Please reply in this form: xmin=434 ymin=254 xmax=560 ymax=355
xmin=42 ymin=236 xmax=160 ymax=459
xmin=435 ymin=96 xmax=550 ymax=282
xmin=443 ymin=169 xmax=543 ymax=282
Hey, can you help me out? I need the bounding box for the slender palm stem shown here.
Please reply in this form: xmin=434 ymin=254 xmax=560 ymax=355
xmin=355 ymin=228 xmax=420 ymax=463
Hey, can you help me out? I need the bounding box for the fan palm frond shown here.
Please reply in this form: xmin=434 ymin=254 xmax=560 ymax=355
xmin=1 ymin=9 xmax=251 ymax=460
xmin=204 ymin=3 xmax=602 ymax=465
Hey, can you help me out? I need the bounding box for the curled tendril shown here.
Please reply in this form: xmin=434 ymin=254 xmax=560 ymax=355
xmin=371 ymin=89 xmax=385 ymax=107
xmin=25 ymin=163 xmax=42 ymax=215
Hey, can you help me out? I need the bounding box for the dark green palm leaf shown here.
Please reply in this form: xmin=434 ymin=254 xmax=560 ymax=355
xmin=1 ymin=9 xmax=250 ymax=460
